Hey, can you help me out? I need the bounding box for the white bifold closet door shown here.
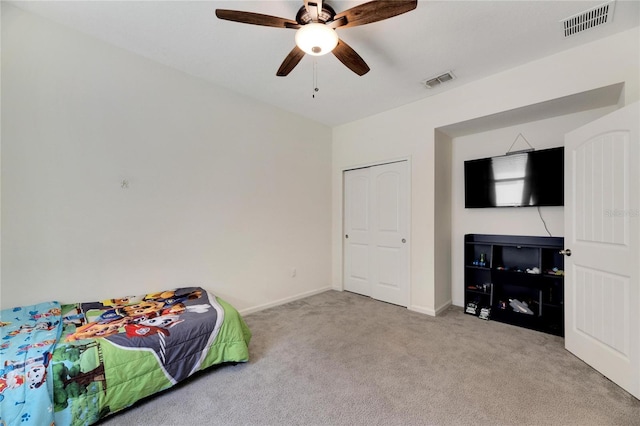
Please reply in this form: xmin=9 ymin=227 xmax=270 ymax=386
xmin=343 ymin=161 xmax=409 ymax=307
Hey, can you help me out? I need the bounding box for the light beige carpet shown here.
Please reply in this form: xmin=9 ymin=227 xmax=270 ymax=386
xmin=101 ymin=290 xmax=639 ymax=425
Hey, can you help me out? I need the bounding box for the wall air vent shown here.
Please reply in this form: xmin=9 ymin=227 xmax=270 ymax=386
xmin=423 ymin=71 xmax=455 ymax=89
xmin=561 ymin=1 xmax=615 ymax=38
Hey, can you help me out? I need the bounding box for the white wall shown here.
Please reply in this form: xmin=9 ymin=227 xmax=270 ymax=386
xmin=449 ymin=107 xmax=617 ymax=306
xmin=434 ymin=130 xmax=452 ymax=312
xmin=0 ymin=4 xmax=3 ymax=308
xmin=332 ymin=27 xmax=640 ymax=316
xmin=1 ymin=5 xmax=333 ymax=311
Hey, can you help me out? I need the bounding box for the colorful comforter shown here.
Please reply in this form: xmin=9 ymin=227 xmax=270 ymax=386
xmin=0 ymin=301 xmax=62 ymax=425
xmin=0 ymin=287 xmax=251 ymax=426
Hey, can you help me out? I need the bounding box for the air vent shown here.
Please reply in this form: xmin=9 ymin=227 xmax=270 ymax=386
xmin=561 ymin=1 xmax=615 ymax=38
xmin=423 ymin=71 xmax=455 ymax=89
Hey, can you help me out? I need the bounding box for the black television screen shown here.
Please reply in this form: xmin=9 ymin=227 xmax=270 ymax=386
xmin=464 ymin=147 xmax=564 ymax=208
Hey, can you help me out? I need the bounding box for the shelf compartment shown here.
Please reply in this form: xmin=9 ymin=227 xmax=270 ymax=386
xmin=493 ymin=283 xmax=542 ymax=317
xmin=464 ymin=267 xmax=491 ymax=290
xmin=465 ymin=243 xmax=492 ymax=268
xmin=492 ymin=245 xmax=539 ymax=272
xmin=542 ymin=247 xmax=565 ymax=275
xmin=493 ymin=269 xmax=544 ymax=281
xmin=542 ymin=279 xmax=564 ymax=305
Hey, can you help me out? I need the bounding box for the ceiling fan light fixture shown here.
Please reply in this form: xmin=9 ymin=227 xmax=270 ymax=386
xmin=295 ymin=23 xmax=338 ymax=56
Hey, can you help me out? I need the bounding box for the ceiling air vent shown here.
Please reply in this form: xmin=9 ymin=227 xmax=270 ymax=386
xmin=561 ymin=1 xmax=615 ymax=38
xmin=423 ymin=71 xmax=455 ymax=89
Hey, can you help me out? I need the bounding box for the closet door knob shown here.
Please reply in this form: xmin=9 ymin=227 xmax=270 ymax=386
xmin=560 ymin=249 xmax=572 ymax=256
xmin=402 ymin=238 xmax=406 ymax=243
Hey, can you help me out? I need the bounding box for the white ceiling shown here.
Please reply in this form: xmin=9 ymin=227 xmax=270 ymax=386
xmin=7 ymin=0 xmax=640 ymax=127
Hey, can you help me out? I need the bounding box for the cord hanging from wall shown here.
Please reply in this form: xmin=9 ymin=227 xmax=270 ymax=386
xmin=537 ymin=206 xmax=553 ymax=237
xmin=506 ymin=133 xmax=535 ymax=155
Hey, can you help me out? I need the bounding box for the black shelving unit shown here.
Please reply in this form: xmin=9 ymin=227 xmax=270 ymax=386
xmin=464 ymin=234 xmax=565 ymax=336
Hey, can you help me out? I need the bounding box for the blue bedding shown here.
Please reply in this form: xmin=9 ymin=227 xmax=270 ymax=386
xmin=0 ymin=301 xmax=63 ymax=425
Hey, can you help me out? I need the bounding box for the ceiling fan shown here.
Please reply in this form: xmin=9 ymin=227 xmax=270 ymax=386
xmin=215 ymin=0 xmax=418 ymax=77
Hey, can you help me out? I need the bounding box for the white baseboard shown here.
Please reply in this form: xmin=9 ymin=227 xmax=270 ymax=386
xmin=408 ymin=300 xmax=452 ymax=317
xmin=238 ymin=286 xmax=333 ymax=316
xmin=408 ymin=305 xmax=436 ymax=316
xmin=238 ymin=288 xmax=452 ymax=318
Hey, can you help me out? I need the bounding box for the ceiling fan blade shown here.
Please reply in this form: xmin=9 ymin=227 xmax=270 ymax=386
xmin=277 ymin=46 xmax=306 ymax=76
xmin=327 ymin=16 xmax=347 ymax=29
xmin=332 ymin=0 xmax=417 ymax=29
xmin=215 ymin=9 xmax=300 ymax=29
xmin=332 ymin=39 xmax=370 ymax=76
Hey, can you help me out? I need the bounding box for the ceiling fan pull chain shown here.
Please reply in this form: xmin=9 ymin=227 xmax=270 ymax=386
xmin=312 ymin=59 xmax=319 ymax=98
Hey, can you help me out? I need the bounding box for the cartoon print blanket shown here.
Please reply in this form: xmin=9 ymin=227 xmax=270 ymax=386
xmin=0 ymin=301 xmax=63 ymax=426
xmin=0 ymin=287 xmax=251 ymax=426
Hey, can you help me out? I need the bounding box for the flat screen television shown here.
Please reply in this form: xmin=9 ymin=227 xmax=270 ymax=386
xmin=464 ymin=147 xmax=564 ymax=208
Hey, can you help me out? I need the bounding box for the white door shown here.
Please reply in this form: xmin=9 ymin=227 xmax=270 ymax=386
xmin=564 ymin=102 xmax=639 ymax=399
xmin=343 ymin=161 xmax=409 ymax=306
xmin=343 ymin=167 xmax=372 ymax=297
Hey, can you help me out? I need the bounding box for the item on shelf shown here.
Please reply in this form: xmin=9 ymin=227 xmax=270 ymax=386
xmin=526 ymin=267 xmax=541 ymax=274
xmin=509 ymin=298 xmax=534 ymax=315
xmin=472 ymin=253 xmax=487 ymax=267
xmin=479 ymin=307 xmax=491 ymax=320
xmin=469 ymin=283 xmax=491 ymax=292
xmin=465 ymin=301 xmax=479 ymax=315
xmin=544 ymin=267 xmax=565 ymax=276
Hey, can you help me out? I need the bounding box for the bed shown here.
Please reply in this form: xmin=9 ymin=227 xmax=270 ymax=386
xmin=0 ymin=287 xmax=251 ymax=425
